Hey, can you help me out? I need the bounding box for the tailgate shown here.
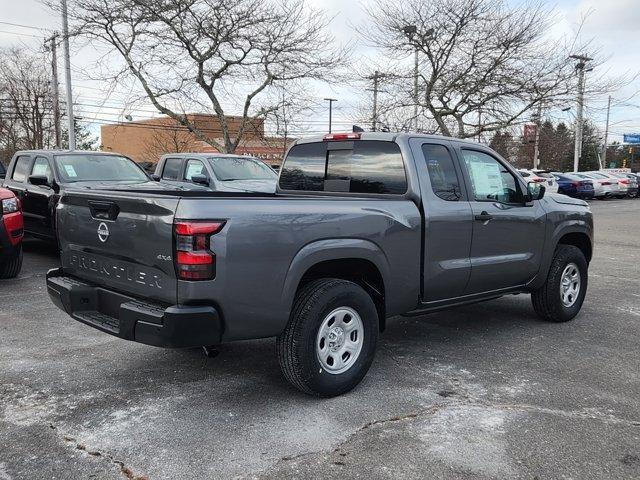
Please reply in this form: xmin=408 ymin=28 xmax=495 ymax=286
xmin=57 ymin=190 xmax=179 ymax=304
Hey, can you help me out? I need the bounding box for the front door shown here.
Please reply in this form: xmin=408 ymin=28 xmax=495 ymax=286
xmin=456 ymin=148 xmax=546 ymax=294
xmin=26 ymin=156 xmax=56 ymax=238
xmin=410 ymin=138 xmax=473 ymax=302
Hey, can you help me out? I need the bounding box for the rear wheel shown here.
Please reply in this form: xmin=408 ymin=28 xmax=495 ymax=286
xmin=277 ymin=278 xmax=379 ymax=397
xmin=0 ymin=246 xmax=23 ymax=279
xmin=531 ymin=245 xmax=587 ymax=322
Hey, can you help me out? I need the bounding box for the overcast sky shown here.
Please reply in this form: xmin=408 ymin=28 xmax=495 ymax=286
xmin=1 ymin=0 xmax=638 ymax=142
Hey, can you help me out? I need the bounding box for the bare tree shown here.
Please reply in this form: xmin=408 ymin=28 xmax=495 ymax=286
xmin=140 ymin=124 xmax=196 ymax=163
xmin=0 ymin=47 xmax=56 ymax=159
xmin=360 ymin=0 xmax=624 ymax=139
xmin=62 ymin=0 xmax=346 ymax=153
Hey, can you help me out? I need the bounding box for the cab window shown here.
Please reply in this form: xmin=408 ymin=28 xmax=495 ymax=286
xmin=184 ymin=159 xmax=207 ymax=181
xmin=11 ymin=156 xmax=31 ymax=183
xmin=31 ymin=157 xmax=53 ymax=183
xmin=461 ymin=150 xmax=521 ymax=203
xmin=422 ymin=144 xmax=461 ymax=201
xmin=162 ymin=158 xmax=182 ymax=180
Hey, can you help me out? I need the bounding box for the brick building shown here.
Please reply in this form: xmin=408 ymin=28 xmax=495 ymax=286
xmin=100 ymin=114 xmax=292 ymax=167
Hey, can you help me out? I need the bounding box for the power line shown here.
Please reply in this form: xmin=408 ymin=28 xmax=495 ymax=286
xmin=0 ymin=29 xmax=43 ymax=38
xmin=0 ymin=21 xmax=52 ymax=32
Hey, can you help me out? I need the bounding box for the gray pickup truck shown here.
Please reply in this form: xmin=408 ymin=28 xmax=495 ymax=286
xmin=46 ymin=132 xmax=593 ymax=397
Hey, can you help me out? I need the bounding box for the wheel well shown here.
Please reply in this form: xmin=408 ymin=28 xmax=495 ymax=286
xmin=298 ymin=259 xmax=387 ymax=331
xmin=558 ymin=232 xmax=592 ymax=262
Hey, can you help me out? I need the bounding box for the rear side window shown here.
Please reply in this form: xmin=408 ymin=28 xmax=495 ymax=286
xmin=11 ymin=156 xmax=31 ymax=182
xmin=280 ymin=140 xmax=407 ymax=194
xmin=422 ymin=144 xmax=461 ymax=201
xmin=162 ymin=158 xmax=182 ymax=180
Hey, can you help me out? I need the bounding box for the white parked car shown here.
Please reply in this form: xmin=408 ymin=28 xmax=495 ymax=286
xmin=583 ymin=171 xmax=625 ymax=199
xmin=517 ymin=169 xmax=559 ymax=193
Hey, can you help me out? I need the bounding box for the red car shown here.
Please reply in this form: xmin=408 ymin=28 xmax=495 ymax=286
xmin=0 ymin=188 xmax=24 ymax=278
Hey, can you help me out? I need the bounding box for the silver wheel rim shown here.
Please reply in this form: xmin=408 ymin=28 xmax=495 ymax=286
xmin=560 ymin=262 xmax=581 ymax=307
xmin=316 ymin=307 xmax=364 ymax=375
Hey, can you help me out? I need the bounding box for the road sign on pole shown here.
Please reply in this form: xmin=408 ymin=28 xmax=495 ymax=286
xmin=623 ymin=134 xmax=640 ymax=144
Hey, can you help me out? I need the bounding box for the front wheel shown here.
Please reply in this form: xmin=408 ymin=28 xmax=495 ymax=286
xmin=277 ymin=278 xmax=379 ymax=397
xmin=531 ymin=245 xmax=588 ymax=322
xmin=0 ymin=246 xmax=23 ymax=279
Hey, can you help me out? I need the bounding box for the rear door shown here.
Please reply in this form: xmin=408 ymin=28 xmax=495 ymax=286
xmin=57 ymin=190 xmax=180 ymax=303
xmin=456 ymin=147 xmax=546 ymax=294
xmin=6 ymin=155 xmax=33 ymax=231
xmin=410 ymin=138 xmax=472 ymax=301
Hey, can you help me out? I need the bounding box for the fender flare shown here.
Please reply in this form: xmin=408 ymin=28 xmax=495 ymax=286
xmin=530 ymin=220 xmax=593 ymax=290
xmin=281 ymin=238 xmax=391 ymax=315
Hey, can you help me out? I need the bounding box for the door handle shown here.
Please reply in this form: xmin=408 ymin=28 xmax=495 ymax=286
xmin=474 ymin=211 xmax=493 ymax=222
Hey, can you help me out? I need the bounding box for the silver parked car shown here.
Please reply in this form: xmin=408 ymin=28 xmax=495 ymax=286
xmin=154 ymin=153 xmax=278 ymax=193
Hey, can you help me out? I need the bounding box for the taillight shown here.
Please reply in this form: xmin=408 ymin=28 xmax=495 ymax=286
xmin=571 ymin=181 xmax=580 ymax=187
xmin=323 ymin=133 xmax=361 ymax=141
xmin=602 ymin=181 xmax=611 ymax=186
xmin=533 ymin=178 xmax=546 ymax=183
xmin=619 ymin=179 xmax=629 ymax=185
xmin=174 ymin=220 xmax=225 ymax=280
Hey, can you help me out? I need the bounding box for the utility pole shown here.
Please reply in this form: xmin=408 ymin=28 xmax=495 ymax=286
xmin=570 ymin=54 xmax=592 ymax=172
xmin=602 ymin=95 xmax=612 ymax=169
xmin=532 ymin=101 xmax=543 ymax=169
xmin=46 ymin=33 xmax=62 ymax=148
xmin=402 ymin=25 xmax=419 ymax=132
xmin=61 ymin=0 xmax=75 ymax=150
xmin=372 ymin=71 xmax=379 ymax=132
xmin=323 ymin=98 xmax=337 ymax=133
xmin=367 ymin=71 xmax=382 ymax=132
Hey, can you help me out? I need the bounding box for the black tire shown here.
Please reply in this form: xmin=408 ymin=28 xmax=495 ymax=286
xmin=531 ymin=244 xmax=588 ymax=323
xmin=276 ymin=278 xmax=379 ymax=397
xmin=0 ymin=246 xmax=23 ymax=279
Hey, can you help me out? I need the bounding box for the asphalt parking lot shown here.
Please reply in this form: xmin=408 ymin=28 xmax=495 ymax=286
xmin=1 ymin=199 xmax=639 ymax=480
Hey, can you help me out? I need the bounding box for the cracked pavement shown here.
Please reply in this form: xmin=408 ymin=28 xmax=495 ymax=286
xmin=1 ymin=200 xmax=640 ymax=479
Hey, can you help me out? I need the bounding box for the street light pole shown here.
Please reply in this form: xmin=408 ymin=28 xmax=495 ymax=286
xmin=602 ymin=95 xmax=612 ymax=169
xmin=324 ymin=98 xmax=337 ymax=133
xmin=402 ymin=25 xmax=418 ymax=132
xmin=533 ymin=101 xmax=543 ymax=169
xmin=570 ymin=54 xmax=592 ymax=172
xmin=61 ymin=0 xmax=76 ymax=150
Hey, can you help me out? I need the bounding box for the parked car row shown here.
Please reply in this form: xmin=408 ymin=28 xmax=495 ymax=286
xmin=0 ymin=150 xmax=278 ymax=242
xmin=517 ymin=168 xmax=640 ymax=200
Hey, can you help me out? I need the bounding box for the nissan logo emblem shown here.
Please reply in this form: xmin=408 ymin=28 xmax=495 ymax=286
xmin=97 ymin=222 xmax=110 ymax=243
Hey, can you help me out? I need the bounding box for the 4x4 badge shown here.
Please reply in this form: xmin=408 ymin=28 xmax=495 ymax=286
xmin=97 ymin=222 xmax=109 ymax=243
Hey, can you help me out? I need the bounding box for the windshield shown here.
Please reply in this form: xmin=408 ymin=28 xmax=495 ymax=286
xmin=54 ymin=154 xmax=149 ymax=183
xmin=208 ymin=157 xmax=276 ymax=181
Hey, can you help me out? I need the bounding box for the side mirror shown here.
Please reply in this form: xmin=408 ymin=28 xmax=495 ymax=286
xmin=526 ymin=183 xmax=545 ymax=202
xmin=29 ymin=174 xmax=51 ymax=187
xmin=150 ymin=174 xmax=161 ymax=181
xmin=191 ymin=174 xmax=209 ymax=186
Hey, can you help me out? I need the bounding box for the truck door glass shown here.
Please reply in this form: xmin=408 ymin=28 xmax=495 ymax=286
xmin=31 ymin=157 xmax=53 ymax=183
xmin=185 ymin=159 xmax=207 ymax=181
xmin=461 ymin=150 xmax=520 ymax=203
xmin=162 ymin=158 xmax=182 ymax=180
xmin=422 ymin=144 xmax=461 ymax=201
xmin=11 ymin=156 xmax=31 ymax=183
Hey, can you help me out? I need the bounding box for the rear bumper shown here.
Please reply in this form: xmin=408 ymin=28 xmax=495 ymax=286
xmin=46 ymin=268 xmax=222 ymax=348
